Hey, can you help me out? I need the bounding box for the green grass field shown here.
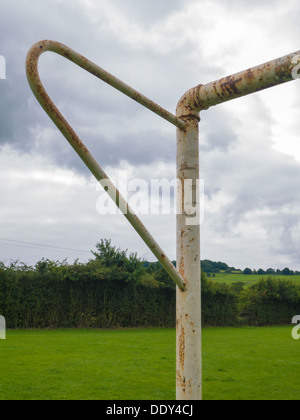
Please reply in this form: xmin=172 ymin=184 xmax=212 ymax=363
xmin=211 ymin=272 xmax=300 ymax=287
xmin=0 ymin=326 xmax=299 ymax=400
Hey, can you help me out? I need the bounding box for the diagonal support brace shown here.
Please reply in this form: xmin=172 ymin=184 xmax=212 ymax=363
xmin=26 ymin=40 xmax=187 ymax=290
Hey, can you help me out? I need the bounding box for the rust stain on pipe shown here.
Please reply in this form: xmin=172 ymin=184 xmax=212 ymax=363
xmin=177 ymin=50 xmax=300 ymax=118
xmin=178 ymin=325 xmax=185 ymax=370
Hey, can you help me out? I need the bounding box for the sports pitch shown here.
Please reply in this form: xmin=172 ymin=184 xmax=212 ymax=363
xmin=0 ymin=326 xmax=299 ymax=400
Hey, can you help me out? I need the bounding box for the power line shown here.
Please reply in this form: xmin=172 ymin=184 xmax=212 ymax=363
xmin=0 ymin=238 xmax=91 ymax=256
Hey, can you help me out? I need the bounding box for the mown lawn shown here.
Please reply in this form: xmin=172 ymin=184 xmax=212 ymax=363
xmin=0 ymin=326 xmax=299 ymax=400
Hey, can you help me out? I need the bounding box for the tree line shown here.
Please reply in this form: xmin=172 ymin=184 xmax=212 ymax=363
xmin=202 ymin=259 xmax=300 ymax=276
xmin=0 ymin=239 xmax=299 ymax=328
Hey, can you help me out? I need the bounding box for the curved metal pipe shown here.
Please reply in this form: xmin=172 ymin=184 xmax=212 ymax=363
xmin=26 ymin=39 xmax=186 ymax=290
xmin=27 ymin=40 xmax=187 ymax=130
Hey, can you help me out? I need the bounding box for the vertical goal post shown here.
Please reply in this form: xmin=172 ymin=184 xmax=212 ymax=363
xmin=26 ymin=40 xmax=300 ymax=400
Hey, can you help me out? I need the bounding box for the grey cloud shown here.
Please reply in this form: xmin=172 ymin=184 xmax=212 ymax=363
xmin=200 ymin=93 xmax=300 ymax=250
xmin=0 ymin=1 xmax=93 ymax=149
xmin=203 ymin=142 xmax=300 ymax=262
xmin=110 ymin=0 xmax=185 ymax=24
xmin=0 ymin=0 xmax=191 ymax=174
xmin=199 ymin=108 xmax=239 ymax=153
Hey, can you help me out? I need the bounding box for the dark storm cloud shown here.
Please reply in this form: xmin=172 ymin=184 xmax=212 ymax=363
xmin=0 ymin=0 xmax=191 ymax=173
xmin=0 ymin=0 xmax=94 ymax=151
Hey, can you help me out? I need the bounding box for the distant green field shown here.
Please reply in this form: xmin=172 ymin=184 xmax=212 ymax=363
xmin=0 ymin=327 xmax=299 ymax=400
xmin=210 ymin=272 xmax=300 ymax=287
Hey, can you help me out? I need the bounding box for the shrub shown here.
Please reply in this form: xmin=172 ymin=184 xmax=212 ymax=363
xmin=240 ymin=277 xmax=300 ymax=325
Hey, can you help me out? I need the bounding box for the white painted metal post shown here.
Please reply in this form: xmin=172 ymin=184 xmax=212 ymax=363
xmin=174 ymin=50 xmax=300 ymax=400
xmin=176 ymin=115 xmax=201 ymax=400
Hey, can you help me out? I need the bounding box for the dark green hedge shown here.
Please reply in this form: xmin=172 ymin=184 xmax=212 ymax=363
xmin=239 ymin=277 xmax=300 ymax=326
xmin=1 ymin=243 xmax=299 ymax=328
xmin=0 ymin=259 xmax=241 ymax=329
xmin=0 ymin=260 xmax=175 ymax=329
xmin=201 ymin=276 xmax=240 ymax=326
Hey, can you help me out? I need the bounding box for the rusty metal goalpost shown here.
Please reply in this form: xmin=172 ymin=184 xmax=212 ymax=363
xmin=26 ymin=40 xmax=300 ymax=400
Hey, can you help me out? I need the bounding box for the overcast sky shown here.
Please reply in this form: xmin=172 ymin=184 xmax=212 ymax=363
xmin=1 ymin=0 xmax=300 ymax=270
